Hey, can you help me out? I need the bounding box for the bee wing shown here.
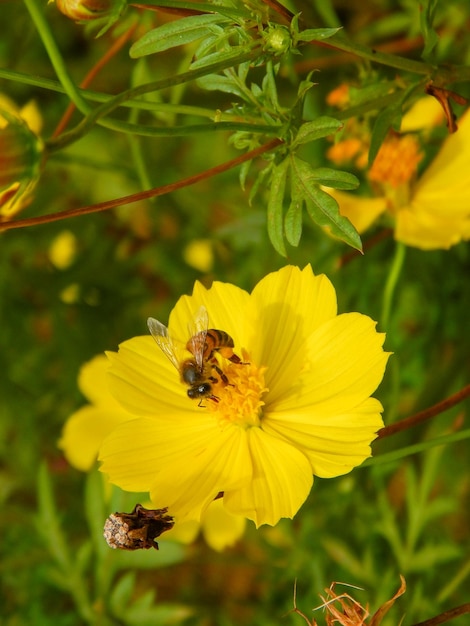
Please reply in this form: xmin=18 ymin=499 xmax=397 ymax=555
xmin=147 ymin=317 xmax=181 ymax=371
xmin=187 ymin=305 xmax=209 ymax=371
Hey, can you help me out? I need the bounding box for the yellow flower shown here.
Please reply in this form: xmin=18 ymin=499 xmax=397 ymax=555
xmin=59 ymin=354 xmax=245 ymax=549
xmin=48 ymin=230 xmax=78 ymax=270
xmin=98 ymin=266 xmax=389 ymax=527
xmin=183 ymin=238 xmax=214 ymax=273
xmin=0 ymin=95 xmax=43 ymax=219
xmin=58 ymin=354 xmax=134 ymax=471
xmin=165 ymin=498 xmax=246 ymax=552
xmin=328 ymin=108 xmax=470 ymax=250
xmin=52 ymin=0 xmax=126 ymax=23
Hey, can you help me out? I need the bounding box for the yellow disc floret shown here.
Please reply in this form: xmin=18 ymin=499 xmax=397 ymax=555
xmin=209 ymin=350 xmax=268 ymax=430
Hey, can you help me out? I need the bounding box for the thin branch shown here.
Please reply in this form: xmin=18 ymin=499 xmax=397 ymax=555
xmin=411 ymin=603 xmax=470 ymax=626
xmin=1 ymin=139 xmax=283 ymax=231
xmin=52 ymin=23 xmax=138 ymax=138
xmin=378 ymin=384 xmax=470 ymax=439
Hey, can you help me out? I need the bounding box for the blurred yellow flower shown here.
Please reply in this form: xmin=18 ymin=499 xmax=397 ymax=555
xmin=58 ymin=354 xmax=133 ymax=471
xmin=329 ymin=109 xmax=470 ymax=249
xmin=48 ymin=230 xmax=78 ymax=270
xmin=183 ymin=238 xmax=214 ymax=273
xmin=98 ymin=266 xmax=389 ymax=527
xmin=400 ymin=96 xmax=445 ymax=132
xmin=59 ymin=354 xmax=245 ymax=550
xmin=52 ymin=0 xmax=126 ymax=23
xmin=0 ymin=95 xmax=43 ymax=219
xmin=165 ymin=498 xmax=246 ymax=552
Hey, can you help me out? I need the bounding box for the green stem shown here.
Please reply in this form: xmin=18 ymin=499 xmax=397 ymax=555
xmin=381 ymin=241 xmax=406 ymax=332
xmin=130 ymin=0 xmax=249 ymax=19
xmin=326 ymin=34 xmax=435 ymax=75
xmin=0 ymin=68 xmax=247 ymax=120
xmin=363 ymin=428 xmax=470 ymax=467
xmin=46 ymin=47 xmax=264 ymax=151
xmin=23 ymin=0 xmax=90 ymax=116
xmin=127 ymin=106 xmax=155 ymax=192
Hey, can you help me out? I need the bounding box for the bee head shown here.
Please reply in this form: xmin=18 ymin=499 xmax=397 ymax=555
xmin=187 ymin=383 xmax=212 ymax=399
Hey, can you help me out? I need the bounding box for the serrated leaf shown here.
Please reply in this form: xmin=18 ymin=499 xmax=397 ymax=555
xmin=291 ymin=156 xmax=362 ymax=251
xmin=307 ymin=167 xmax=359 ymax=190
xmin=130 ymin=14 xmax=229 ymax=58
xmin=296 ymin=27 xmax=341 ymax=43
xmin=293 ymin=116 xmax=343 ymax=147
xmin=267 ymin=158 xmax=289 ymax=256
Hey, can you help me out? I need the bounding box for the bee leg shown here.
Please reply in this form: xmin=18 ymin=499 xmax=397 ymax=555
xmin=198 ymin=395 xmax=219 ymax=408
xmin=211 ymin=364 xmax=232 ymax=386
xmin=228 ymin=352 xmax=250 ymax=365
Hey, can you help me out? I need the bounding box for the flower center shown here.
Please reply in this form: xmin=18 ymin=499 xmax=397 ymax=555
xmin=368 ymin=134 xmax=423 ymax=188
xmin=207 ymin=350 xmax=268 ymax=429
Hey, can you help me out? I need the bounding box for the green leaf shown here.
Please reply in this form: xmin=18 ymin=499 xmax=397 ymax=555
xmin=307 ymin=167 xmax=359 ymax=190
xmin=267 ymin=159 xmax=289 ymax=256
xmin=368 ymin=106 xmax=402 ymax=167
xmin=109 ymin=571 xmax=136 ymax=615
xmin=420 ymin=0 xmax=440 ymax=61
xmin=195 ymin=74 xmax=245 ymax=98
xmin=190 ymin=46 xmax=251 ymax=71
xmin=295 ymin=27 xmax=341 ymax=43
xmin=284 ymin=197 xmax=303 ymax=247
xmin=293 ymin=116 xmax=343 ymax=147
xmin=291 ymin=156 xmax=362 ymax=251
xmin=130 ymin=14 xmax=229 ymax=58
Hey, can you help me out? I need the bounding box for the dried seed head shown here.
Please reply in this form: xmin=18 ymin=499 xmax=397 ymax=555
xmin=103 ymin=504 xmax=174 ymax=551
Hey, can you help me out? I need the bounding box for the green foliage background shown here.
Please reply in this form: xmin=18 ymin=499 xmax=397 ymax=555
xmin=1 ymin=0 xmax=469 ymax=625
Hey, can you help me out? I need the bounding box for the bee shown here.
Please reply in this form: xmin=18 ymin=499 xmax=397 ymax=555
xmin=147 ymin=306 xmax=242 ymax=403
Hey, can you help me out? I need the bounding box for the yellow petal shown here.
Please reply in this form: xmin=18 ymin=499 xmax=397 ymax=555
xmin=148 ymin=425 xmax=252 ymax=522
xmin=397 ymin=109 xmax=470 ymax=249
xmin=272 ymin=313 xmax=389 ymax=412
xmin=224 ymin=427 xmax=312 ymax=527
xmin=395 ymin=204 xmax=469 ymax=249
xmin=415 ymin=109 xmax=470 ymax=203
xmin=106 ymin=336 xmax=193 ymax=415
xmin=248 ymin=265 xmax=337 ymax=400
xmin=99 ymin=412 xmax=221 ymax=492
xmin=77 ymin=354 xmax=120 ymax=407
xmin=58 ymin=405 xmax=134 ymax=471
xmin=324 ymin=188 xmax=388 ymax=234
xmin=400 ymin=97 xmax=445 ymax=132
xmin=99 ymin=416 xmax=253 ymax=521
xmin=164 ymin=518 xmax=200 ymax=544
xmin=263 ymin=397 xmax=384 ymax=478
xmin=201 ymin=499 xmax=246 ymax=551
xmin=169 ymin=281 xmax=252 ymax=348
xmin=19 ymin=100 xmax=43 ymax=135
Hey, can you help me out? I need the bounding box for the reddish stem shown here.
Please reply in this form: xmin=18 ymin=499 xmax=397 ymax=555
xmin=377 ymin=384 xmax=470 ymax=439
xmin=1 ymin=138 xmax=283 ymax=231
xmin=52 ymin=23 xmax=138 ymax=138
xmin=412 ymin=603 xmax=470 ymax=626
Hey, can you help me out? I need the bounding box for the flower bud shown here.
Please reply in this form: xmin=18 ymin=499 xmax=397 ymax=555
xmin=263 ymin=25 xmax=292 ymax=56
xmin=0 ymin=102 xmax=43 ymax=219
xmin=53 ymin=0 xmax=127 ymax=26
